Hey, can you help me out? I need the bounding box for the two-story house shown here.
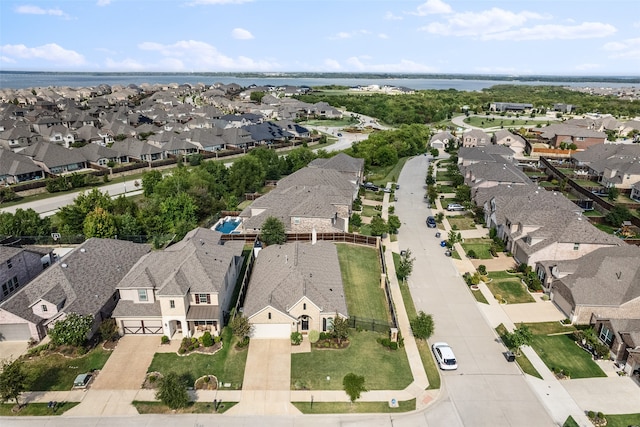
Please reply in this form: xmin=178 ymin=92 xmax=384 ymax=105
xmin=112 ymin=228 xmax=244 ymax=338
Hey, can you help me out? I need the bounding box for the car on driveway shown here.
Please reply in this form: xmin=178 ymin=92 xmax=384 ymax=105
xmin=426 ymin=216 xmax=437 ymax=228
xmin=432 ymin=342 xmax=457 ymax=370
xmin=447 ymin=203 xmax=465 ymax=211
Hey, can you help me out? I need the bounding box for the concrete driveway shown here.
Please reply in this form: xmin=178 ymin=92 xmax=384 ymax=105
xmin=0 ymin=341 xmax=28 ymax=361
xmin=227 ymin=339 xmax=300 ymax=415
xmin=562 ymin=377 xmax=640 ymax=414
xmin=91 ymin=335 xmax=159 ymax=390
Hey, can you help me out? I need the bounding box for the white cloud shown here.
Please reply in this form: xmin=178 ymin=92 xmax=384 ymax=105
xmin=384 ymin=11 xmax=402 ymax=21
xmin=0 ymin=43 xmax=85 ymax=65
xmin=378 ymin=33 xmax=389 ymax=39
xmin=575 ymin=63 xmax=602 ymax=71
xmin=186 ymin=0 xmax=252 ymax=5
xmin=105 ymin=58 xmax=146 ymax=71
xmin=232 ymin=28 xmax=254 ymax=40
xmin=483 ymin=22 xmax=617 ymax=41
xmin=330 ymin=30 xmax=372 ymax=40
xmin=97 ymin=0 xmax=111 ymax=6
xmin=420 ymin=8 xmax=544 ymax=37
xmin=324 ymin=59 xmax=342 ymax=70
xmin=1 ymin=56 xmax=16 ymax=64
xmin=137 ymin=39 xmax=279 ymax=70
xmin=344 ymin=57 xmax=436 ymax=73
xmin=15 ymin=5 xmax=68 ymax=17
xmin=604 ymin=37 xmax=640 ymax=59
xmin=413 ymin=0 xmax=452 ymax=16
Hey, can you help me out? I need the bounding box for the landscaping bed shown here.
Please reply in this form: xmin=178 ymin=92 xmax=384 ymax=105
xmin=133 ymin=401 xmax=236 ymax=414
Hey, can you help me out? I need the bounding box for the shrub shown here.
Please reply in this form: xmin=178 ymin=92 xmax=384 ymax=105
xmin=161 ymin=335 xmax=170 ymax=344
xmin=291 ymin=332 xmax=303 ymax=345
xmin=596 ymin=412 xmax=604 ymax=420
xmin=477 ymin=265 xmax=487 ymax=275
xmin=214 ymin=335 xmax=221 ymax=344
xmin=148 ymin=375 xmax=157 ymax=383
xmin=390 ymin=342 xmax=398 ymax=350
xmin=466 ymin=249 xmax=477 ymax=259
xmin=319 ymin=332 xmax=330 ymax=340
xmin=308 ymin=330 xmax=320 ymax=344
xmin=201 ymin=331 xmax=214 ymax=347
xmin=179 ymin=348 xmax=186 ymax=354
xmin=203 ymin=376 xmax=210 ymax=383
xmin=587 ymin=411 xmax=595 ymax=419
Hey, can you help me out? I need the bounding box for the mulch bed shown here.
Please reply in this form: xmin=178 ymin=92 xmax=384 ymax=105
xmin=312 ymin=339 xmax=350 ymax=350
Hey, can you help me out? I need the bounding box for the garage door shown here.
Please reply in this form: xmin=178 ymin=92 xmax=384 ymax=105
xmin=251 ymin=323 xmax=291 ymax=339
xmin=121 ymin=320 xmax=163 ymax=335
xmin=0 ymin=323 xmax=31 ymax=341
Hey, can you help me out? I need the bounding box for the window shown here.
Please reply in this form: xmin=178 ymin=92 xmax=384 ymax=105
xmin=170 ymin=300 xmax=175 ymax=309
xmin=599 ymin=325 xmax=614 ymax=346
xmin=196 ymin=294 xmax=209 ymax=304
xmin=7 ymin=259 xmax=12 ymax=269
xmin=138 ymin=289 xmax=148 ymax=302
xmin=573 ymin=243 xmax=580 ymax=251
xmin=2 ymin=277 xmax=18 ymax=297
xmin=268 ymin=312 xmax=271 ymax=320
xmin=303 ymin=303 xmax=306 ymax=310
xmin=293 ymin=217 xmax=300 ymax=225
xmin=41 ymin=304 xmax=48 ymax=312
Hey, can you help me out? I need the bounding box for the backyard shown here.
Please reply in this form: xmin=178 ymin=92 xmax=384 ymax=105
xmin=146 ymin=327 xmax=248 ymax=389
xmin=290 ymin=330 xmax=413 ymax=391
xmin=336 ymin=243 xmax=388 ymax=322
xmin=485 ymin=271 xmax=535 ymax=304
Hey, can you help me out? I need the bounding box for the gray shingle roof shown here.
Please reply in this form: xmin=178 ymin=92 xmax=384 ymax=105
xmin=308 ymin=153 xmax=364 ymax=176
xmin=243 ymin=241 xmax=348 ymax=318
xmin=21 ymin=141 xmax=87 ymax=168
xmin=0 ymin=149 xmax=43 ymax=176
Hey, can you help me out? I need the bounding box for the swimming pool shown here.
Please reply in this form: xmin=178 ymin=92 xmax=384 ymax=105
xmin=214 ymin=218 xmax=241 ymax=234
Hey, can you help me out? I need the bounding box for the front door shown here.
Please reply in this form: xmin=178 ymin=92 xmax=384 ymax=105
xmin=301 ymin=316 xmax=309 ymax=331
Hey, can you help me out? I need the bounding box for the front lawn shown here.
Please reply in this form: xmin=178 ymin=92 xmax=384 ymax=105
xmin=290 ymin=330 xmax=413 ymax=391
xmin=22 ymin=346 xmax=112 ymax=391
xmin=436 ymin=184 xmax=456 ymax=193
xmin=460 ymin=238 xmax=494 ymax=259
xmin=604 ymin=414 xmax=640 ymax=427
xmin=521 ymin=321 xmax=576 ymax=335
xmin=147 ymin=327 xmax=247 ymax=389
xmin=529 ymin=334 xmax=606 ymax=379
xmin=495 ymin=324 xmax=542 ymax=379
xmin=0 ymin=402 xmax=79 ymax=416
xmin=368 ymin=157 xmax=409 ymax=186
xmin=485 ymin=272 xmax=535 ymax=304
xmin=336 ymin=243 xmax=388 ymax=321
xmin=447 ymin=215 xmax=477 ymax=230
xmin=363 ymin=190 xmax=384 ymax=202
xmin=293 ymin=399 xmax=416 ymax=414
xmin=361 ymin=205 xmax=381 ymax=217
xmin=133 ymin=401 xmax=237 ymax=414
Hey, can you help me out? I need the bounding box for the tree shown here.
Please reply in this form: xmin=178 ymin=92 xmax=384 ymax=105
xmin=605 ymin=205 xmax=632 ymax=227
xmin=141 ymin=170 xmax=163 ymax=197
xmin=228 ymin=156 xmax=266 ymax=196
xmin=155 ymin=372 xmax=189 ymax=409
xmin=370 ymin=215 xmax=388 ymax=236
xmin=250 ymin=91 xmax=265 ymax=103
xmin=229 ymin=313 xmax=252 ymax=339
xmin=83 ymin=207 xmax=118 ymax=238
xmin=607 ymin=186 xmax=620 ymax=202
xmin=0 ymin=187 xmax=17 ymax=204
xmin=331 ymin=315 xmax=349 ymax=344
xmin=343 ymin=373 xmax=367 ymax=403
xmin=506 ymin=323 xmax=533 ymax=356
xmin=350 ymin=213 xmax=362 ymax=228
xmin=396 ymin=249 xmax=415 ymax=283
xmin=447 ymin=229 xmax=462 ymax=247
xmin=260 ymin=216 xmax=286 ymax=245
xmin=410 ymin=311 xmax=435 ymax=340
xmin=455 ymin=184 xmax=471 ymax=203
xmin=387 ymin=215 xmax=401 ymax=234
xmin=48 ymin=313 xmax=94 ymax=347
xmin=0 ymin=358 xmax=27 ymax=407
xmin=0 ymin=208 xmax=51 ymax=238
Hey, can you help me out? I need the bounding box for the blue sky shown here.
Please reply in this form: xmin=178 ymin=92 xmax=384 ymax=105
xmin=1 ymin=0 xmax=639 ymax=75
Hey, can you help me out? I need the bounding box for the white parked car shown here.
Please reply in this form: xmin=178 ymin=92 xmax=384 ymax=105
xmin=446 ymin=203 xmax=465 ymax=211
xmin=432 ymin=342 xmax=458 ymax=370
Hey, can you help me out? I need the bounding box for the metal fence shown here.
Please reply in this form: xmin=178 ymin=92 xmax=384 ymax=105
xmin=347 ymin=316 xmax=393 ymax=333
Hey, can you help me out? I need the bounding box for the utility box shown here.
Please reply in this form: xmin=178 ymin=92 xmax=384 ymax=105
xmin=504 ymin=351 xmax=516 ymax=362
xmin=390 ymin=328 xmax=399 ymax=343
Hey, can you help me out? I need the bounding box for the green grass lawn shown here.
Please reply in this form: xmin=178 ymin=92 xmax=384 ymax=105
xmin=582 ymin=210 xmax=604 ymax=217
xmin=22 ymin=347 xmax=112 ymax=391
xmin=461 ymin=238 xmax=493 ymax=259
xmin=603 ymin=414 xmax=640 ymax=427
xmin=521 ymin=321 xmax=576 ymax=335
xmin=368 ymin=157 xmax=409 ymax=186
xmin=436 ymin=184 xmax=456 ymax=193
xmin=363 ymin=190 xmax=384 ymax=201
xmin=290 ymin=330 xmax=413 ymax=391
xmin=495 ymin=324 xmax=542 ymax=379
xmin=361 ymin=205 xmax=381 ymax=218
xmin=147 ymin=328 xmax=248 ymax=389
xmin=471 ymin=288 xmax=489 ymax=304
xmin=293 ymin=399 xmax=416 ymax=414
xmin=133 ymin=401 xmax=237 ymax=414
xmin=357 ymin=224 xmax=372 ymax=236
xmin=435 ymin=171 xmax=453 ymax=182
xmin=529 ymin=334 xmax=606 ymax=379
xmin=0 ymin=402 xmax=79 ymax=416
xmin=594 ymin=223 xmax=619 ymax=234
xmin=336 ymin=244 xmax=387 ymax=321
xmin=485 ymin=272 xmax=535 ymax=304
xmin=447 ymin=215 xmax=477 ymax=230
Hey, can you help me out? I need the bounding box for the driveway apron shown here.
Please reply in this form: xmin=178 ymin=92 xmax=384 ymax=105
xmin=91 ymin=336 xmax=159 ymax=390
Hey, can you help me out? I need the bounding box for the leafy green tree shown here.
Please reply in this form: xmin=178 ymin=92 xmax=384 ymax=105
xmin=370 ymin=215 xmax=388 ymax=236
xmin=228 ymin=156 xmax=266 ymax=196
xmin=250 ymin=91 xmax=266 ymax=103
xmin=605 ymin=205 xmax=632 ymax=227
xmin=331 ymin=316 xmax=350 ymax=344
xmin=283 ymin=147 xmax=317 ymax=173
xmin=0 ymin=358 xmax=27 ymax=407
xmin=0 ymin=187 xmax=17 ymax=203
xmin=159 ymin=192 xmax=198 ymax=238
xmin=48 ymin=313 xmax=94 ymax=347
xmin=230 ymin=314 xmax=252 ymax=339
xmin=410 ymin=311 xmax=435 ymax=340
xmin=343 ymin=373 xmax=367 ymax=403
xmin=387 ymin=215 xmax=401 ymax=234
xmin=350 ymin=213 xmax=362 ymax=228
xmin=155 ymin=372 xmax=189 ymax=409
xmin=506 ymin=323 xmax=533 ymax=356
xmin=0 ymin=209 xmax=51 ymax=238
xmin=56 ymin=188 xmax=113 ymax=235
xmin=250 ymin=146 xmax=284 ymax=180
xmin=141 ymin=170 xmax=163 ymax=197
xmin=607 ymin=186 xmax=620 ymax=202
xmin=83 ymin=207 xmax=118 ymax=238
xmin=455 ymin=184 xmax=471 ymax=203
xmin=260 ymin=216 xmax=286 ymax=245
xmin=396 ymin=249 xmax=415 ymax=283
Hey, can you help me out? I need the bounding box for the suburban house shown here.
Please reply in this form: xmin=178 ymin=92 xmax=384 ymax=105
xmin=549 ymin=244 xmax=640 ymax=325
xmin=110 ymin=138 xmax=166 ymax=163
xmin=461 ymin=162 xmax=531 ymax=189
xmin=489 ymin=102 xmax=533 ymax=112
xmin=0 ymin=148 xmax=45 ymax=185
xmin=20 ymin=141 xmax=88 ymax=175
xmin=429 ymin=131 xmax=457 ymax=150
xmin=308 ymin=152 xmax=365 ymax=185
xmin=461 ymin=129 xmax=490 ymax=147
xmin=571 ymin=144 xmax=640 ymax=189
xmin=528 ymin=124 xmax=606 ymax=150
xmin=0 ymin=245 xmax=52 ymax=306
xmin=0 ymin=238 xmax=150 ymax=342
xmin=631 ymin=182 xmax=640 ymax=202
xmin=493 ymin=130 xmax=527 ymax=156
xmin=242 ymin=240 xmax=348 ymax=339
xmin=112 ymin=228 xmax=244 ymax=338
xmin=238 ymin=166 xmax=358 ymax=234
xmin=77 ymin=144 xmax=125 ymax=167
xmin=457 ymin=145 xmax=515 ymax=167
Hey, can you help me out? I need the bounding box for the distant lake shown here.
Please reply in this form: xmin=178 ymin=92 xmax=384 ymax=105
xmin=1 ymin=72 xmax=638 ymax=91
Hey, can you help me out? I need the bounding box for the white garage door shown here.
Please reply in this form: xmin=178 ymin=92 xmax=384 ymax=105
xmin=251 ymin=323 xmax=291 ymax=339
xmin=0 ymin=323 xmax=31 ymax=341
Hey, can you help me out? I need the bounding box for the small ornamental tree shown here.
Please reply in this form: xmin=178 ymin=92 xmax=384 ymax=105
xmin=260 ymin=216 xmax=286 ymax=246
xmin=370 ymin=215 xmax=388 ymax=237
xmin=331 ymin=316 xmax=349 ymax=345
xmin=343 ymin=373 xmax=367 ymax=403
xmin=506 ymin=323 xmax=533 ymax=356
xmin=155 ymin=372 xmax=189 ymax=409
xmin=410 ymin=311 xmax=435 ymax=340
xmin=48 ymin=313 xmax=94 ymax=347
xmin=0 ymin=358 xmax=27 ymax=407
xmin=396 ymin=249 xmax=415 ymax=283
xmin=230 ymin=313 xmax=252 ymax=340
xmin=387 ymin=215 xmax=401 ymax=234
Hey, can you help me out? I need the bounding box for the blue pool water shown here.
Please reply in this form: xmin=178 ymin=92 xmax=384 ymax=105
xmin=215 ymin=219 xmax=240 ymax=234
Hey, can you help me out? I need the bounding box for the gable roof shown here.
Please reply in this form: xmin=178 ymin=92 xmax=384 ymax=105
xmin=308 ymin=153 xmax=364 ymax=177
xmin=0 ymin=148 xmax=43 ymax=176
xmin=243 ymin=241 xmax=348 ymax=318
xmin=20 ymin=141 xmax=86 ymax=168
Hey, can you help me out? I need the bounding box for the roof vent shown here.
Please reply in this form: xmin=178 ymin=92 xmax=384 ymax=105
xmin=61 ymin=263 xmax=68 ymax=268
xmin=80 ymin=248 xmax=86 ymax=253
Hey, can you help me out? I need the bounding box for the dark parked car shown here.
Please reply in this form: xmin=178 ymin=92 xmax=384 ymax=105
xmin=361 ymin=182 xmax=379 ymax=191
xmin=426 ymin=216 xmax=437 ymax=228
